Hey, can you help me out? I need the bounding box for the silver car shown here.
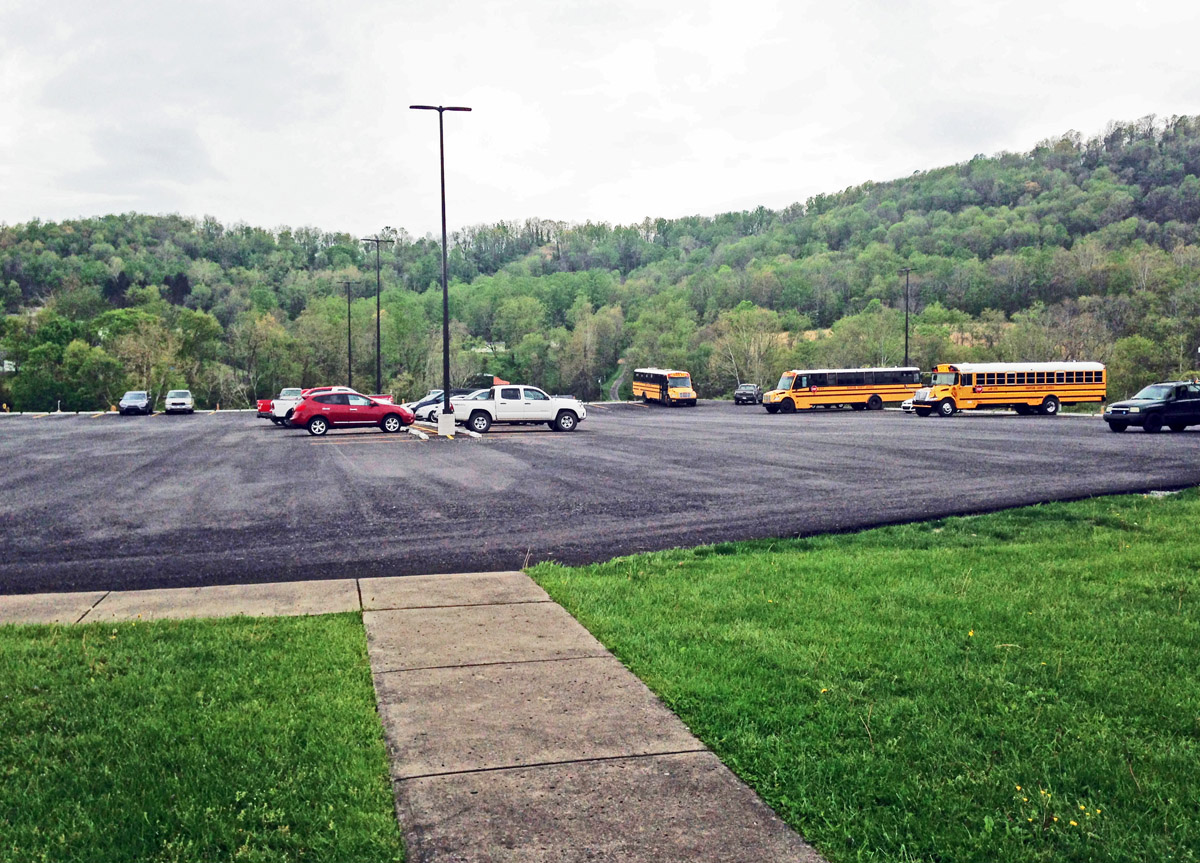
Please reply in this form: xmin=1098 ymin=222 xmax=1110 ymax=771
xmin=118 ymin=391 xmax=154 ymax=415
xmin=164 ymin=389 xmax=195 ymax=414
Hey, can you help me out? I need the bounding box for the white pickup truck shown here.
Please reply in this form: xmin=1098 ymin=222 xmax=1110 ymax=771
xmin=455 ymin=385 xmax=586 ymax=433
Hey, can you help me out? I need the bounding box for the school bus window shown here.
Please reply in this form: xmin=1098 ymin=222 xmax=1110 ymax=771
xmin=795 ymin=375 xmax=808 ymax=388
xmin=960 ymin=373 xmax=972 ymax=385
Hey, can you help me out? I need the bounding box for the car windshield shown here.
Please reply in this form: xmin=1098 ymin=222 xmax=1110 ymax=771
xmin=737 ymin=384 xmax=756 ymax=391
xmin=281 ymin=388 xmax=302 ymax=397
xmin=168 ymin=390 xmax=189 ymax=398
xmin=775 ymin=374 xmax=795 ymax=391
xmin=1132 ymin=384 xmax=1174 ymax=400
xmin=931 ymin=372 xmax=957 ymax=386
xmin=123 ymin=392 xmax=146 ymax=399
xmin=668 ymin=375 xmax=691 ymax=389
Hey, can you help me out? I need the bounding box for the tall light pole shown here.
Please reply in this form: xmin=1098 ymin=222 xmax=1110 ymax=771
xmin=360 ymin=235 xmax=394 ymax=395
xmin=410 ymin=104 xmax=472 ymax=421
xmin=342 ymin=280 xmax=358 ymax=389
xmin=898 ymin=267 xmax=913 ymax=367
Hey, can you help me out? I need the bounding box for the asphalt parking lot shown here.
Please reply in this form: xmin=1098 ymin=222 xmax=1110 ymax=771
xmin=2 ymin=402 xmax=1199 ymax=594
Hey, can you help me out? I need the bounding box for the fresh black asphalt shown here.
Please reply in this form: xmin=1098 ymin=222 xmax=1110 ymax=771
xmin=2 ymin=403 xmax=1198 ymax=594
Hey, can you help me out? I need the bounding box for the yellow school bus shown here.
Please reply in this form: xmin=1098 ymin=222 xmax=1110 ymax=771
xmin=911 ymin=362 xmax=1106 ymax=417
xmin=763 ymin=367 xmax=922 ymax=413
xmin=632 ymin=368 xmax=698 ymax=406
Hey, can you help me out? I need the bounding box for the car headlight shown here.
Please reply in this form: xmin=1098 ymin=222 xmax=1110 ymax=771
xmin=1128 ymin=406 xmax=1140 ymax=413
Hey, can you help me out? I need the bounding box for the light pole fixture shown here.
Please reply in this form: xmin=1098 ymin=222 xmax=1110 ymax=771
xmin=898 ymin=267 xmax=913 ymax=367
xmin=342 ymin=280 xmax=358 ymax=389
xmin=410 ymin=104 xmax=472 ymax=424
xmin=360 ymin=235 xmax=394 ymax=395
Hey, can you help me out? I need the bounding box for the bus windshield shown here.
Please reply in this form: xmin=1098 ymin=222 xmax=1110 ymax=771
xmin=931 ymin=372 xmax=957 ymax=386
xmin=776 ymin=373 xmax=795 ymax=391
xmin=668 ymin=374 xmax=691 ymax=389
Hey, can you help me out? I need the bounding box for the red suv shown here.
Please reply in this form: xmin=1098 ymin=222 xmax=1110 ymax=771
xmin=290 ymin=392 xmax=415 ymax=436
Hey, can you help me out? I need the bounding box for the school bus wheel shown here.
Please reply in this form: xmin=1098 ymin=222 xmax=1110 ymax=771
xmin=1039 ymin=396 xmax=1060 ymax=416
xmin=867 ymin=395 xmax=883 ymax=410
xmin=937 ymin=399 xmax=956 ymax=417
xmin=780 ymin=399 xmax=797 ymax=414
xmin=764 ymin=404 xmax=779 ymax=414
xmin=915 ymin=407 xmax=932 ymax=417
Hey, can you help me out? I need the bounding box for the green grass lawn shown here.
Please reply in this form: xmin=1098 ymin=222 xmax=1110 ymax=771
xmin=0 ymin=613 xmax=403 ymax=863
xmin=530 ymin=491 xmax=1200 ymax=863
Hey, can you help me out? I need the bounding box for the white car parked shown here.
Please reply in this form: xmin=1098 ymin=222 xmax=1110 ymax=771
xmin=454 ymin=385 xmax=586 ymax=433
xmin=164 ymin=389 xmax=195 ymax=414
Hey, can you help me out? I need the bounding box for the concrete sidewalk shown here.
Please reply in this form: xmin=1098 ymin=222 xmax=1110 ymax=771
xmin=1 ymin=572 xmax=825 ymax=862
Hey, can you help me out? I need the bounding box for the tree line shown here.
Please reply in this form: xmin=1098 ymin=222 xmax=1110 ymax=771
xmin=2 ymin=114 xmax=1199 ymax=411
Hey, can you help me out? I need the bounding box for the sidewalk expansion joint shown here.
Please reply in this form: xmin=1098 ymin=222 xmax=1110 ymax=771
xmin=372 ymin=652 xmax=613 ymax=676
xmin=355 ymin=578 xmax=364 ymax=611
xmin=364 ymin=598 xmax=552 ymax=612
xmin=393 ymin=748 xmax=712 ymax=783
xmin=76 ymin=591 xmax=110 ymax=624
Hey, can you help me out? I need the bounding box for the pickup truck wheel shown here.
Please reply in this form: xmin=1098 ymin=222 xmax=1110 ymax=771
xmin=381 ymin=414 xmax=403 ymax=433
xmin=468 ymin=411 xmax=492 ymax=433
xmin=307 ymin=417 xmax=329 ymax=436
xmin=1107 ymin=422 xmax=1127 ymax=433
xmin=1169 ymin=423 xmax=1188 ymax=432
xmin=554 ymin=411 xmax=578 ymax=432
xmin=1143 ymin=413 xmax=1163 ymax=433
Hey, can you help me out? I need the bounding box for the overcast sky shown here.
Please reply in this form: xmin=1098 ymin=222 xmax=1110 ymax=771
xmin=3 ymin=0 xmax=1199 ymax=239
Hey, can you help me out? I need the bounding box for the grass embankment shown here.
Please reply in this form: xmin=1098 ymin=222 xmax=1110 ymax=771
xmin=0 ymin=613 xmax=403 ymax=863
xmin=530 ymin=492 xmax=1200 ymax=863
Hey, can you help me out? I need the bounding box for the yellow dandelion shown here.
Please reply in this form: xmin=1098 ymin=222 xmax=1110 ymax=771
xmin=1070 ymin=820 xmax=1078 ymax=827
xmin=1023 ymin=797 xmax=1028 ymax=802
xmin=1027 ymin=818 xmax=1033 ymax=822
xmin=1079 ymin=804 xmax=1086 ymax=811
xmin=1015 ymin=785 xmax=1022 ymax=791
xmin=820 ymin=688 xmax=828 ymax=693
xmin=1053 ymin=817 xmax=1058 ymax=822
xmin=968 ymin=629 xmax=974 ymax=637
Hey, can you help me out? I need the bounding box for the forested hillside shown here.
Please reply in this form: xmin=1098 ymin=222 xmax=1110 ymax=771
xmin=3 ymin=114 xmax=1200 ymax=411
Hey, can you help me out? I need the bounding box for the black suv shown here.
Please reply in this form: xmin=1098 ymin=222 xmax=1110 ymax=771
xmin=1103 ymin=380 xmax=1200 ymax=433
xmin=733 ymin=383 xmax=763 ymax=404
